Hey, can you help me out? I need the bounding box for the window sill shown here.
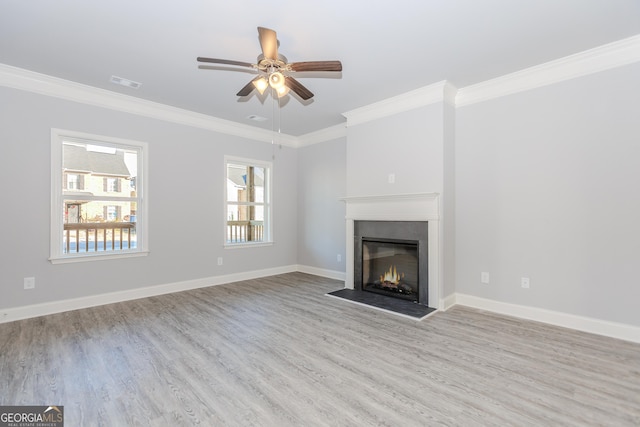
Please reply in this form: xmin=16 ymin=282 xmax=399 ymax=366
xmin=224 ymin=241 xmax=274 ymax=250
xmin=49 ymin=250 xmax=149 ymax=264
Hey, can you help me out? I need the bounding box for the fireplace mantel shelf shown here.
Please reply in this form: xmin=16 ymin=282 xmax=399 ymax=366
xmin=340 ymin=193 xmax=440 ymax=222
xmin=339 ymin=192 xmax=439 ymax=203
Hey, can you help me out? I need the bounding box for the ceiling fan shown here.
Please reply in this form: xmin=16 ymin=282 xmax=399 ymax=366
xmin=197 ymin=27 xmax=342 ymax=101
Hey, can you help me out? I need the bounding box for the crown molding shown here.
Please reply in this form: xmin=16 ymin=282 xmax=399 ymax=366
xmin=456 ymin=34 xmax=640 ymax=107
xmin=2 ymin=34 xmax=639 ymax=144
xmin=0 ymin=63 xmax=299 ymax=146
xmin=263 ymin=131 xmax=299 ymax=147
xmin=443 ymin=80 xmax=458 ymax=107
xmin=342 ymin=80 xmax=454 ymax=128
xmin=297 ymin=123 xmax=347 ymax=147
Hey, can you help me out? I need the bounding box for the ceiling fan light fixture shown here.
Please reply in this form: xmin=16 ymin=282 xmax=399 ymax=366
xmin=197 ymin=26 xmax=342 ymax=102
xmin=276 ymin=85 xmax=290 ymax=98
xmin=268 ymin=71 xmax=285 ymax=89
xmin=253 ymin=76 xmax=268 ymax=94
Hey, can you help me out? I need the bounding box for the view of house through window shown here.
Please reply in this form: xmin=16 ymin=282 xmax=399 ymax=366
xmin=51 ymin=130 xmax=146 ymax=261
xmin=225 ymin=157 xmax=271 ymax=244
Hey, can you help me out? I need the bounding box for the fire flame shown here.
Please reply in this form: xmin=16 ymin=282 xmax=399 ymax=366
xmin=380 ymin=265 xmax=404 ymax=284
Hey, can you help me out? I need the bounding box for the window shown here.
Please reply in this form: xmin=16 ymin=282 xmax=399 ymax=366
xmin=50 ymin=129 xmax=148 ymax=263
xmin=66 ymin=174 xmax=82 ymax=190
xmin=105 ymin=177 xmax=120 ymax=193
xmin=105 ymin=206 xmax=120 ymax=221
xmin=225 ymin=156 xmax=271 ymax=245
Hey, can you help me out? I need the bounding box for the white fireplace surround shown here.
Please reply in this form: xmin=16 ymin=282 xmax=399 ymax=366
xmin=341 ymin=193 xmax=441 ymax=309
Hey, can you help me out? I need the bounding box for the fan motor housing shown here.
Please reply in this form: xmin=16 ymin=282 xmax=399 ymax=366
xmin=256 ymin=54 xmax=290 ymax=72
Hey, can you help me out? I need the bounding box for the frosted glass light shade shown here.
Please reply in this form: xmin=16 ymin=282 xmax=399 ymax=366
xmin=268 ymin=71 xmax=285 ymax=89
xmin=276 ymin=85 xmax=289 ymax=97
xmin=253 ymin=77 xmax=269 ymax=94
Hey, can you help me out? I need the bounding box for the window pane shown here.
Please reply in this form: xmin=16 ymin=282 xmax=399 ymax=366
xmin=227 ymin=205 xmax=239 ymax=221
xmin=227 ymin=163 xmax=248 ymax=202
xmin=252 ymin=166 xmax=265 ymax=203
xmin=252 ymin=206 xmax=264 ymax=221
xmin=226 ymin=164 xmax=266 ymax=203
xmin=225 ymin=158 xmax=270 ymax=244
xmin=63 ymin=200 xmax=137 ymax=253
xmin=63 ymin=141 xmax=136 ymax=193
xmin=55 ymin=134 xmax=143 ymax=259
xmin=64 ymin=200 xmax=134 ymax=223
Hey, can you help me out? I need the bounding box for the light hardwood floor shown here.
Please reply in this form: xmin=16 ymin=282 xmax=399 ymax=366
xmin=1 ymin=272 xmax=639 ymax=426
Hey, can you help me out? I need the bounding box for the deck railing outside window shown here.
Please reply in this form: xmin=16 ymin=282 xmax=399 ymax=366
xmin=64 ymin=222 xmax=136 ymax=253
xmin=227 ymin=220 xmax=264 ymax=243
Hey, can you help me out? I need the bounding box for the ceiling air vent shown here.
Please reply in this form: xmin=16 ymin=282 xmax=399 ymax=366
xmin=110 ymin=75 xmax=141 ymax=89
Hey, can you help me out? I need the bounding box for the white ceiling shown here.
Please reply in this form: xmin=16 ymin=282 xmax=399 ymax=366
xmin=1 ymin=0 xmax=639 ymax=136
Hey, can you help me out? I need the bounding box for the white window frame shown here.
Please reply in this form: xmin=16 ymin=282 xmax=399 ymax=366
xmin=50 ymin=129 xmax=149 ymax=263
xmin=224 ymin=155 xmax=272 ymax=247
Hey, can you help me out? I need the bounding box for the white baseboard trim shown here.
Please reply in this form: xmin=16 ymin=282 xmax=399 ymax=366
xmin=453 ymin=293 xmax=640 ymax=344
xmin=0 ymin=265 xmax=298 ymax=324
xmin=441 ymin=293 xmax=458 ymax=311
xmin=296 ymin=264 xmax=346 ymax=282
xmin=6 ymin=271 xmax=636 ymax=344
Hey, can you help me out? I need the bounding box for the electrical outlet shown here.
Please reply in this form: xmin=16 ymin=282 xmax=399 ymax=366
xmin=337 ymin=254 xmax=342 ymax=262
xmin=24 ymin=277 xmax=35 ymax=290
xmin=481 ymin=272 xmax=490 ymax=284
xmin=217 ymin=257 xmax=223 ymax=266
xmin=521 ymin=277 xmax=530 ymax=289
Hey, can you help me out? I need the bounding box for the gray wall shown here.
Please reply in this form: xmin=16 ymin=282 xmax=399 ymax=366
xmin=296 ymin=138 xmax=347 ymax=273
xmin=346 ymin=105 xmax=444 ymax=197
xmin=0 ymin=87 xmax=298 ymax=310
xmin=442 ymin=102 xmax=457 ymax=298
xmin=455 ymin=63 xmax=640 ymax=326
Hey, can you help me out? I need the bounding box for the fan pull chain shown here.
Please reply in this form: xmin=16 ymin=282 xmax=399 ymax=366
xmin=271 ymin=86 xmax=276 ymax=160
xmin=270 ymin=86 xmax=282 ymax=161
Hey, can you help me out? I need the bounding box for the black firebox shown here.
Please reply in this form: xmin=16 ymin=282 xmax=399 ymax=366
xmin=361 ymin=238 xmax=419 ymax=302
xmin=354 ymin=220 xmax=429 ymax=307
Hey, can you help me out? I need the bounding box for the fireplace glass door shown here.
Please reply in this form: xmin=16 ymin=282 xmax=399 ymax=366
xmin=361 ymin=238 xmax=419 ymax=302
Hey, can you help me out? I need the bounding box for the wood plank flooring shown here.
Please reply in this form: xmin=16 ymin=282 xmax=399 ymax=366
xmin=1 ymin=272 xmax=639 ymax=426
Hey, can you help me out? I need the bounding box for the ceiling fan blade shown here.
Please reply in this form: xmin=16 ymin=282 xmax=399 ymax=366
xmin=289 ymin=61 xmax=343 ymax=72
xmin=197 ymin=57 xmax=253 ymax=68
xmin=285 ymin=77 xmax=314 ymax=100
xmin=257 ymin=27 xmax=278 ymax=61
xmin=236 ymin=76 xmax=263 ymax=97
